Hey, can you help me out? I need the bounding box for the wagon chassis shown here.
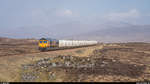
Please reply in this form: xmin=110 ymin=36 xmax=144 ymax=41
xmin=39 ymin=44 xmax=98 ymax=52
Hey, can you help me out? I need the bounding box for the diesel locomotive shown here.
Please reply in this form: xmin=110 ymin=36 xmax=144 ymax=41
xmin=38 ymin=38 xmax=98 ymax=51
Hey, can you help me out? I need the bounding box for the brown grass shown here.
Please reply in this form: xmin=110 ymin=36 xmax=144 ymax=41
xmin=0 ymin=38 xmax=150 ymax=82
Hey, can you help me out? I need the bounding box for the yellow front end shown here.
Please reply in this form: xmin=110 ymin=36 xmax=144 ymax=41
xmin=38 ymin=40 xmax=50 ymax=51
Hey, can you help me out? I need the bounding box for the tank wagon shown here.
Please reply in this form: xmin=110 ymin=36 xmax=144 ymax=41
xmin=38 ymin=38 xmax=98 ymax=51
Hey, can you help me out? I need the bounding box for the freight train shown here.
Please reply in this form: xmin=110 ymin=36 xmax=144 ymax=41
xmin=38 ymin=38 xmax=98 ymax=51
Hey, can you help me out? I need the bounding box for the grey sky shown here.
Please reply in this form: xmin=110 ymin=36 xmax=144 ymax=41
xmin=0 ymin=0 xmax=150 ymax=39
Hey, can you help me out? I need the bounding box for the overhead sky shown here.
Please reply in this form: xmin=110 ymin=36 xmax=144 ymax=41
xmin=0 ymin=0 xmax=150 ymax=38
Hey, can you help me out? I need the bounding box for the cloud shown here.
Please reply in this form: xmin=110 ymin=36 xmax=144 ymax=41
xmin=63 ymin=9 xmax=73 ymax=16
xmin=29 ymin=8 xmax=81 ymax=27
xmin=105 ymin=9 xmax=140 ymax=22
xmin=55 ymin=9 xmax=74 ymax=17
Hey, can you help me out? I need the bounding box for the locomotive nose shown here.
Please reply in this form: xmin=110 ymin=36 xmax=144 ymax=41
xmin=40 ymin=44 xmax=44 ymax=47
xmin=39 ymin=40 xmax=48 ymax=48
xmin=39 ymin=41 xmax=44 ymax=47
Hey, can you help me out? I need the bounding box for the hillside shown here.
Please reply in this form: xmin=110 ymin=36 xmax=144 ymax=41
xmin=0 ymin=37 xmax=38 ymax=56
xmin=0 ymin=42 xmax=150 ymax=82
xmin=0 ymin=37 xmax=37 ymax=44
xmin=65 ymin=25 xmax=150 ymax=43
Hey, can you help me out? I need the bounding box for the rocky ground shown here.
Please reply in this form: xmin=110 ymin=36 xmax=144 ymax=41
xmin=0 ymin=38 xmax=150 ymax=82
xmin=19 ymin=45 xmax=150 ymax=82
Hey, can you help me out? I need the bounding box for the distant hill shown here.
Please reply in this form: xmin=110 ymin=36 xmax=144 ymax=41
xmin=1 ymin=21 xmax=150 ymax=43
xmin=64 ymin=25 xmax=150 ymax=43
xmin=0 ymin=37 xmax=37 ymax=44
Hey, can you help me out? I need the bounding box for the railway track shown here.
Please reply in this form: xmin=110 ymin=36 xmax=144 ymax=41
xmin=41 ymin=44 xmax=99 ymax=51
xmin=0 ymin=44 xmax=99 ymax=57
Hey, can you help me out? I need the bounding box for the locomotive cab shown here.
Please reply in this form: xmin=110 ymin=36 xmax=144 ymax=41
xmin=38 ymin=38 xmax=59 ymax=51
xmin=38 ymin=38 xmax=50 ymax=51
